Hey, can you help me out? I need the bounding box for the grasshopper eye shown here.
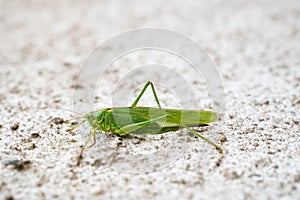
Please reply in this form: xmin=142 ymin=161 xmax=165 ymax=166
xmin=87 ymin=112 xmax=93 ymax=118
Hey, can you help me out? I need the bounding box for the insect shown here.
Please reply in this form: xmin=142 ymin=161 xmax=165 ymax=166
xmin=68 ymin=81 xmax=223 ymax=165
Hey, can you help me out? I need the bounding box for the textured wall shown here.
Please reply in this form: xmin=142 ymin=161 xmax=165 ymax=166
xmin=0 ymin=0 xmax=299 ymax=199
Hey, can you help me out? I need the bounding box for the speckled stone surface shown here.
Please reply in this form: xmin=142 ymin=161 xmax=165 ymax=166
xmin=0 ymin=0 xmax=300 ymax=199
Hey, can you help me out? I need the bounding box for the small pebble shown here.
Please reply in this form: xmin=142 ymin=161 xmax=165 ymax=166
xmin=71 ymin=121 xmax=78 ymax=126
xmin=27 ymin=143 xmax=36 ymax=150
xmin=10 ymin=123 xmax=19 ymax=131
xmin=5 ymin=196 xmax=14 ymax=200
xmin=4 ymin=160 xmax=31 ymax=171
xmin=31 ymin=133 xmax=40 ymax=138
xmin=68 ymin=139 xmax=77 ymax=143
xmin=51 ymin=117 xmax=65 ymax=125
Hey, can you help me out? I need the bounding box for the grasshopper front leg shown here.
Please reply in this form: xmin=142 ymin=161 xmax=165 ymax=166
xmin=77 ymin=127 xmax=96 ymax=166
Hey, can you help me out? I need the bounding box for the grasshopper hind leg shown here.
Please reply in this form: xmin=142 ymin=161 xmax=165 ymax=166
xmin=114 ymin=114 xmax=169 ymax=135
xmin=131 ymin=81 xmax=162 ymax=108
xmin=168 ymin=115 xmax=223 ymax=154
xmin=183 ymin=125 xmax=223 ymax=154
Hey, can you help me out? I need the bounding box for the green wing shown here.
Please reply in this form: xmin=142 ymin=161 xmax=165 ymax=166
xmin=108 ymin=107 xmax=218 ymax=135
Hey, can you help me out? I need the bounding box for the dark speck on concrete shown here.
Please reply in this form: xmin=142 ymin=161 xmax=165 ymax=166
xmin=4 ymin=160 xmax=32 ymax=171
xmin=5 ymin=195 xmax=14 ymax=200
xmin=51 ymin=117 xmax=65 ymax=125
xmin=10 ymin=123 xmax=19 ymax=131
xmin=31 ymin=132 xmax=40 ymax=138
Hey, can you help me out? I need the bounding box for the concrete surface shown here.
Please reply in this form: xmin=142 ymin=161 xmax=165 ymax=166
xmin=0 ymin=0 xmax=300 ymax=199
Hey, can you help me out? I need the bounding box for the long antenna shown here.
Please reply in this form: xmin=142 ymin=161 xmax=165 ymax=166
xmin=58 ymin=108 xmax=85 ymax=116
xmin=65 ymin=116 xmax=85 ymax=122
xmin=38 ymin=107 xmax=85 ymax=117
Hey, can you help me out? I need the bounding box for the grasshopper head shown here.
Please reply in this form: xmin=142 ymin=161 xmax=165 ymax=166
xmin=85 ymin=112 xmax=95 ymax=127
xmin=85 ymin=109 xmax=106 ymax=127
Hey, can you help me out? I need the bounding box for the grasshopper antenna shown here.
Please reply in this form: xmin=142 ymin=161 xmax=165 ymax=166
xmin=56 ymin=108 xmax=85 ymax=117
xmin=37 ymin=107 xmax=85 ymax=117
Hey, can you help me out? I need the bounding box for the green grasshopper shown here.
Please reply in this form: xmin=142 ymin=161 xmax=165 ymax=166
xmin=68 ymin=81 xmax=223 ymax=164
